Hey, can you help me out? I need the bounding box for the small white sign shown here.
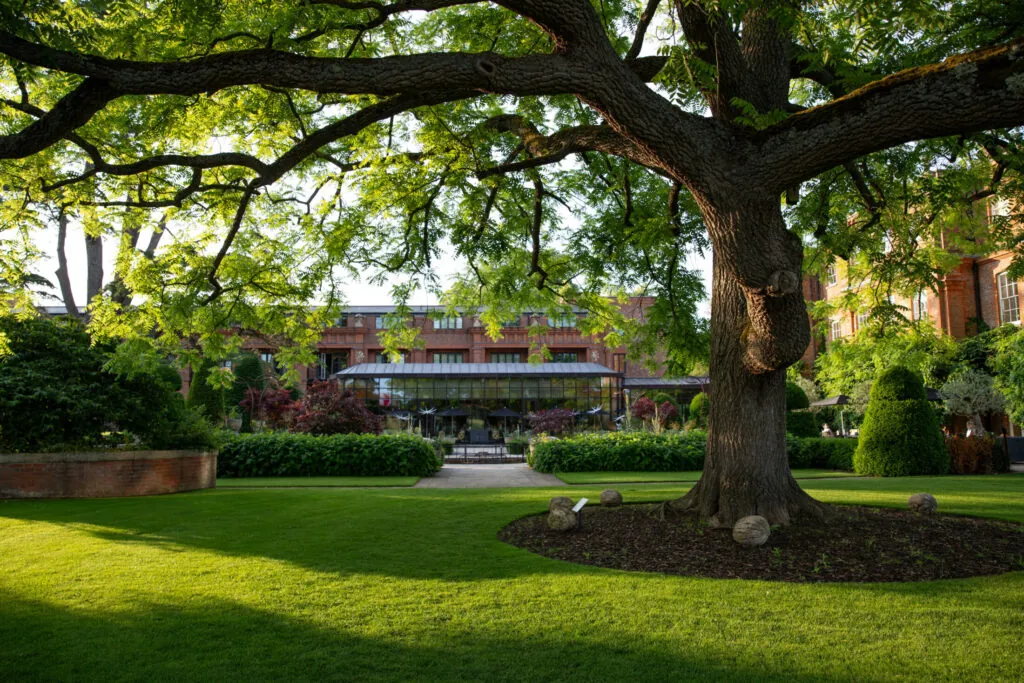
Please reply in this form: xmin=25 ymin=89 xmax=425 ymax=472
xmin=572 ymin=498 xmax=588 ymax=513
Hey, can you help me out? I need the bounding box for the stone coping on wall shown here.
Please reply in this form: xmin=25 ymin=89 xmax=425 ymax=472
xmin=0 ymin=449 xmax=216 ymax=464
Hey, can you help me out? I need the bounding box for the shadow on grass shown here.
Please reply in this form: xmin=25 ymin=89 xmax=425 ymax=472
xmin=0 ymin=589 xmax=821 ymax=683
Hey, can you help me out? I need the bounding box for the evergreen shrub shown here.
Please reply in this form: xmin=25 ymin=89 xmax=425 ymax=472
xmin=786 ymin=411 xmax=820 ymax=438
xmin=531 ymin=431 xmax=706 ymax=473
xmin=217 ymin=432 xmax=442 ymax=478
xmin=785 ymin=382 xmax=810 ymax=410
xmin=186 ymin=358 xmax=225 ymax=422
xmin=688 ymin=392 xmax=710 ymax=428
xmin=854 ymin=366 xmax=948 ymax=476
xmin=531 ymin=432 xmax=857 ymax=473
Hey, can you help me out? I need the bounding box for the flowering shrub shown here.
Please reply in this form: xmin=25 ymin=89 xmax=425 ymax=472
xmin=291 ymin=381 xmax=382 ymax=435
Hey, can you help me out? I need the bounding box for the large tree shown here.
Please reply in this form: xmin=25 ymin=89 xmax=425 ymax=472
xmin=1 ymin=0 xmax=1023 ymax=525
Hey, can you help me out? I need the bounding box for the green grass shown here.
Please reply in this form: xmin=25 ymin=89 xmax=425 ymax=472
xmin=2 ymin=475 xmax=1023 ymax=681
xmin=555 ymin=469 xmax=864 ymax=485
xmin=216 ymin=476 xmax=419 ymax=488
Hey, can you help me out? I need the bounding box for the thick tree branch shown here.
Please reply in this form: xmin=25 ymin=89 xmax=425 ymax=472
xmin=625 ymin=0 xmax=661 ymax=62
xmin=480 ymin=114 xmax=670 ymax=177
xmin=0 ymin=79 xmax=116 ymax=159
xmin=755 ymin=38 xmax=1024 ymax=191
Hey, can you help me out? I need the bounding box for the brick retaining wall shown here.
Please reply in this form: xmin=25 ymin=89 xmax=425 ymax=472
xmin=0 ymin=450 xmax=216 ymax=499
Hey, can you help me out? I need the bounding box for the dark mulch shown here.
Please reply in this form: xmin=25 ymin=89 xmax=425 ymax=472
xmin=499 ymin=504 xmax=1024 ymax=582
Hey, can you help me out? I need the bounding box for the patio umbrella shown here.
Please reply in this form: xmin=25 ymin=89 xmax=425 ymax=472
xmin=926 ymin=388 xmax=942 ymax=402
xmin=809 ymin=395 xmax=850 ymax=436
xmin=437 ymin=407 xmax=469 ymax=434
xmin=489 ymin=407 xmax=521 ymax=434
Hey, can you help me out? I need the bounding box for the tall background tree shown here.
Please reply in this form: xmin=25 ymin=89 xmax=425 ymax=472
xmin=1 ymin=0 xmax=1022 ymax=525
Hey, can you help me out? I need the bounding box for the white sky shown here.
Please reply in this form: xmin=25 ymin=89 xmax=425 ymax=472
xmin=34 ymin=217 xmax=712 ymax=315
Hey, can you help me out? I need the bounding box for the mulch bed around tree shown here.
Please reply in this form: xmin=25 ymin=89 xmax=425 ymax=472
xmin=499 ymin=504 xmax=1024 ymax=582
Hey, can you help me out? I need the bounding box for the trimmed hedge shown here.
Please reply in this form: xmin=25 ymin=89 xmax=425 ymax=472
xmin=218 ymin=432 xmax=442 ymax=478
xmin=786 ymin=411 xmax=820 ymax=438
xmin=854 ymin=366 xmax=948 ymax=477
xmin=785 ymin=382 xmax=810 ymax=411
xmin=531 ymin=431 xmax=706 ymax=473
xmin=786 ymin=436 xmax=856 ymax=471
xmin=530 ymin=431 xmax=856 ymax=473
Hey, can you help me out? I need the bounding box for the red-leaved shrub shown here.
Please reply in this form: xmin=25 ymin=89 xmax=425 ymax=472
xmin=240 ymin=388 xmax=298 ymax=430
xmin=292 ymin=381 xmax=383 ymax=435
xmin=632 ymin=397 xmax=678 ymax=427
xmin=528 ymin=408 xmax=576 ymax=435
xmin=947 ymin=435 xmax=995 ymax=474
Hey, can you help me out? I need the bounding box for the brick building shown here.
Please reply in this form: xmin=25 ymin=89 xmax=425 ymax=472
xmin=800 ymin=209 xmax=1022 ymax=435
xmin=238 ymin=296 xmax=704 ymax=431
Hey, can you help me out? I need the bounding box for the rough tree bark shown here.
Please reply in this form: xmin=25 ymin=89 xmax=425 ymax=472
xmin=673 ymin=194 xmax=823 ymax=526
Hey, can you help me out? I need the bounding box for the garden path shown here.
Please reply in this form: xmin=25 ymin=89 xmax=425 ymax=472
xmin=415 ymin=463 xmax=565 ymax=489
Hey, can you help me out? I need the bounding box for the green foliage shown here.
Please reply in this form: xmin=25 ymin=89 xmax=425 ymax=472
xmin=785 ymin=437 xmax=857 ymax=471
xmin=786 ymin=412 xmax=820 ymax=438
xmin=688 ymin=392 xmax=710 ymax=429
xmin=227 ymin=353 xmax=265 ymax=411
xmin=531 ymin=431 xmax=707 ymax=473
xmin=786 ymin=382 xmax=810 ymax=411
xmin=0 ymin=316 xmax=212 ymax=452
xmin=531 ymin=431 xmax=854 ymax=473
xmin=186 ymin=358 xmax=225 ymax=423
xmin=217 ymin=433 xmax=442 ymax=478
xmin=815 ymin=325 xmax=956 ymax=397
xmin=992 ymin=326 xmax=1024 ymax=426
xmin=854 ymin=366 xmax=948 ymax=476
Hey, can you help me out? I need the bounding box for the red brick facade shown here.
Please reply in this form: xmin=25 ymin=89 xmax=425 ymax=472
xmin=0 ymin=450 xmax=216 ymax=499
xmin=185 ymin=296 xmax=666 ymax=393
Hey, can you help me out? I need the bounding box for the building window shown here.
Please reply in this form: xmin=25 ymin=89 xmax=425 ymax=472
xmin=432 ymin=352 xmax=464 ymax=364
xmin=856 ymin=311 xmax=869 ymax=329
xmin=490 ymin=352 xmax=522 ymax=363
xmin=501 ymin=316 xmax=522 ymax=328
xmin=317 ymin=352 xmax=348 ymax=379
xmin=374 ymin=351 xmax=407 ymax=364
xmin=998 ymin=272 xmax=1021 ymax=324
xmin=259 ymin=352 xmax=284 ymax=375
xmin=434 ymin=316 xmax=463 ymax=330
xmin=612 ymin=353 xmax=626 ymax=373
xmin=549 ymin=314 xmax=577 ymax=328
xmin=551 ymin=351 xmax=579 ymax=363
xmin=830 ymin=320 xmax=843 ymax=341
xmin=334 ymin=315 xmax=348 ymax=328
xmin=375 ymin=316 xmax=387 ymax=329
xmin=826 ymin=265 xmax=837 ymax=286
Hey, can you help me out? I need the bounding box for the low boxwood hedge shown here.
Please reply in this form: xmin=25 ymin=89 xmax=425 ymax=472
xmin=218 ymin=432 xmax=442 ymax=478
xmin=530 ymin=431 xmax=856 ymax=473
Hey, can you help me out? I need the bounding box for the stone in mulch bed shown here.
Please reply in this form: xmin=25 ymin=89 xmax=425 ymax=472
xmin=499 ymin=503 xmax=1024 ymax=583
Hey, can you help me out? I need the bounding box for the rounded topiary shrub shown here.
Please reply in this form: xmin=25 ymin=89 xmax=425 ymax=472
xmin=786 ymin=411 xmax=820 ymax=438
xmin=785 ymin=382 xmax=810 ymax=411
xmin=688 ymin=392 xmax=710 ymax=428
xmin=854 ymin=366 xmax=947 ymax=476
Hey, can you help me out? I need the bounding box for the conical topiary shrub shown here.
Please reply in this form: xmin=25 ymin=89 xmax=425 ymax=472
xmin=186 ymin=358 xmax=225 ymax=423
xmin=854 ymin=366 xmax=947 ymax=476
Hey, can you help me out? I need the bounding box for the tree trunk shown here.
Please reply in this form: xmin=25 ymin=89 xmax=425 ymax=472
xmin=85 ymin=233 xmax=103 ymax=306
xmin=54 ymin=210 xmax=80 ymax=318
xmin=675 ymin=193 xmax=825 ymax=527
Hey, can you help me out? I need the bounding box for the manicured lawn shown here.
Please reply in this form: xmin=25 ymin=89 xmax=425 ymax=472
xmin=216 ymin=476 xmax=419 ymax=488
xmin=2 ymin=475 xmax=1023 ymax=681
xmin=556 ymin=469 xmax=863 ymax=485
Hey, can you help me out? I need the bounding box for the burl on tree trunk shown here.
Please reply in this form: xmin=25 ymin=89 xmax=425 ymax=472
xmin=673 ymin=194 xmax=827 ymax=527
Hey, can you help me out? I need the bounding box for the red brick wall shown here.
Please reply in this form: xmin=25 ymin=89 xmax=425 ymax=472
xmin=0 ymin=450 xmax=216 ymax=499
